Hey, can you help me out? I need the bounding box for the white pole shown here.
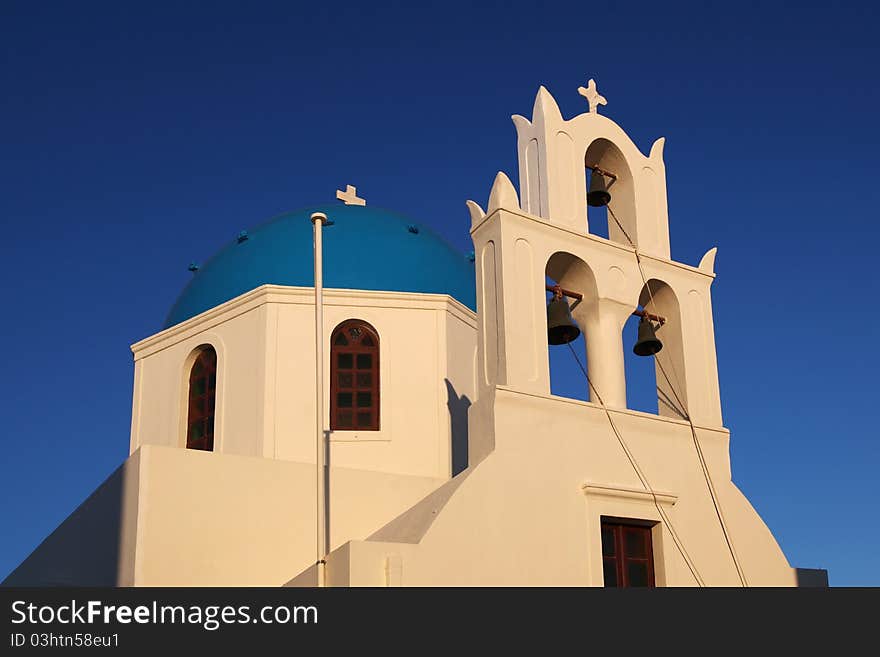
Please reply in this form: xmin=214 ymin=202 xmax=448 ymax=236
xmin=311 ymin=211 xmax=328 ymax=588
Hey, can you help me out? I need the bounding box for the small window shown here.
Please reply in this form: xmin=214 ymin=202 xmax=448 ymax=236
xmin=600 ymin=519 xmax=655 ymax=587
xmin=186 ymin=347 xmax=217 ymax=451
xmin=330 ymin=320 xmax=379 ymax=431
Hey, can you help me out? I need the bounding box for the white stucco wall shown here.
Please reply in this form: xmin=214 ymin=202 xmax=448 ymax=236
xmin=319 ymin=388 xmax=796 ymax=586
xmin=133 ymin=445 xmax=445 ymax=586
xmin=130 ymin=285 xmax=477 ymax=480
xmin=2 ymin=452 xmax=141 ymax=587
xmin=4 ymin=445 xmax=449 ymax=586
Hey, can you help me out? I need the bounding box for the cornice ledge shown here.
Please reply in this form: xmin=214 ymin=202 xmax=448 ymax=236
xmin=582 ymin=482 xmax=677 ymax=506
xmin=493 ymin=385 xmax=729 ymax=435
xmin=132 ymin=285 xmax=476 ymax=357
xmin=470 ymin=208 xmax=716 ymax=280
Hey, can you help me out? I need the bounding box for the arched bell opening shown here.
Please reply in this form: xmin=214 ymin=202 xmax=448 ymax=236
xmin=545 ymin=252 xmax=599 ymax=403
xmin=623 ymin=313 xmax=659 ymax=414
xmin=584 ymin=139 xmax=636 ymax=248
xmin=624 ymin=279 xmax=688 ymax=419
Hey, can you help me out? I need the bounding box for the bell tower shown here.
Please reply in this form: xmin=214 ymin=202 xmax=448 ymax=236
xmin=467 ymin=81 xmax=723 ymax=427
xmin=515 ymin=81 xmax=671 ymax=257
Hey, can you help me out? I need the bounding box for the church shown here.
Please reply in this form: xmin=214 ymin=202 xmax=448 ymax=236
xmin=4 ymin=80 xmax=824 ymax=587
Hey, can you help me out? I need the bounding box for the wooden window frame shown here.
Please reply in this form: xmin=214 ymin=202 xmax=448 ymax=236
xmin=330 ymin=320 xmax=380 ymax=431
xmin=186 ymin=346 xmax=217 ymax=451
xmin=600 ymin=518 xmax=656 ymax=587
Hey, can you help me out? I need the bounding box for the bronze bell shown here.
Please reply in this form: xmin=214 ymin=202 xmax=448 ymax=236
xmin=633 ymin=316 xmax=663 ymax=356
xmin=587 ymin=171 xmax=611 ymax=207
xmin=547 ymin=296 xmax=581 ymax=345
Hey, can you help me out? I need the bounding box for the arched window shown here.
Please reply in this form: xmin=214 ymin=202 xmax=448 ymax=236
xmin=186 ymin=346 xmax=217 ymax=451
xmin=330 ymin=320 xmax=379 ymax=431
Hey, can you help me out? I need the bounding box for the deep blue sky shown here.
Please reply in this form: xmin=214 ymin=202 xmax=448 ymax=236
xmin=2 ymin=1 xmax=878 ymax=585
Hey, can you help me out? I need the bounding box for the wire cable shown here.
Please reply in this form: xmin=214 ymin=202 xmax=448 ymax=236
xmin=606 ymin=205 xmax=748 ymax=586
xmin=565 ymin=341 xmax=705 ymax=586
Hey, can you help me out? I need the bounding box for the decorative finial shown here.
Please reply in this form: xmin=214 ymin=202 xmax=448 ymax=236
xmin=578 ymin=79 xmax=607 ymax=114
xmin=336 ymin=184 xmax=366 ymax=206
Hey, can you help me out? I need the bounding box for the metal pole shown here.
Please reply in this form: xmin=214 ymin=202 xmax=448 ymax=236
xmin=311 ymin=211 xmax=328 ymax=588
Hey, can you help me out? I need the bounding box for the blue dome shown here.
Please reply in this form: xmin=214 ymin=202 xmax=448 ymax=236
xmin=165 ymin=205 xmax=476 ymax=328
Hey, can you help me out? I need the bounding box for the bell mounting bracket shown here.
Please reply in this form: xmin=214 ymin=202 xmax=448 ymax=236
xmin=545 ymin=284 xmax=665 ymax=325
xmin=585 ymin=164 xmax=618 ymax=181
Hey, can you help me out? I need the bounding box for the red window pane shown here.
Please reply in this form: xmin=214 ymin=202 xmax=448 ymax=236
xmin=601 ymin=520 xmax=655 ymax=587
xmin=186 ymin=347 xmax=217 ymax=451
xmin=330 ymin=321 xmax=379 ymax=431
xmin=627 ymin=561 xmax=650 ymax=587
xmin=624 ymin=527 xmax=647 ymax=558
xmin=603 ymin=559 xmax=619 ymax=587
xmin=601 ymin=527 xmax=616 ymax=557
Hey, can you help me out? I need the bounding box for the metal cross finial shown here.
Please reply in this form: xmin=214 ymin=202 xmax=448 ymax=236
xmin=336 ymin=184 xmax=366 ymax=206
xmin=578 ymin=79 xmax=607 ymax=114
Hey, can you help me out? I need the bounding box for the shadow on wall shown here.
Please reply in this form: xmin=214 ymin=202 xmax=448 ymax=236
xmin=445 ymin=379 xmax=471 ymax=477
xmin=1 ymin=458 xmax=134 ymax=586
